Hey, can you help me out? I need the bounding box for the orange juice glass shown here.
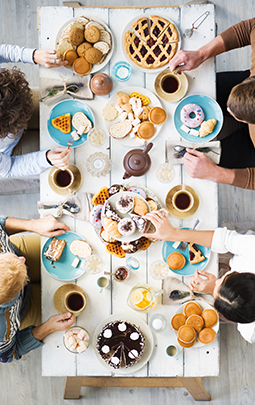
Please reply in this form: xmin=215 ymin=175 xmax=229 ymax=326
xmin=127 ymin=284 xmax=161 ymax=313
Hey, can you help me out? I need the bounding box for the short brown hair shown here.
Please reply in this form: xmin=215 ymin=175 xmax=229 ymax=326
xmin=0 ymin=67 xmax=33 ymax=139
xmin=0 ymin=253 xmax=29 ymax=304
xmin=227 ymin=76 xmax=255 ymax=124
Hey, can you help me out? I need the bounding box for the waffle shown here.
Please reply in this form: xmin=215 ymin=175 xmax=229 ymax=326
xmin=106 ymin=242 xmax=126 ymax=258
xmin=139 ymin=237 xmax=151 ymax=250
xmin=124 ymin=15 xmax=179 ymax=69
xmin=92 ymin=187 xmax=109 ymax=205
xmin=51 ymin=113 xmax=71 ymax=134
xmin=129 ymin=92 xmax=151 ymax=106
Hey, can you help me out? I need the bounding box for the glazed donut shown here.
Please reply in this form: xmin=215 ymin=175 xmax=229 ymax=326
xmin=180 ymin=104 xmax=204 ymax=128
xmin=89 ymin=204 xmax=103 ymax=229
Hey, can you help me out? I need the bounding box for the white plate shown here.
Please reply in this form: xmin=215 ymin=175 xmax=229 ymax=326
xmin=103 ymin=191 xmax=150 ymax=242
xmin=121 ymin=14 xmax=181 ymax=74
xmin=56 ymin=16 xmax=114 ymax=75
xmin=172 ymin=300 xmax=219 ymax=348
xmin=93 ymin=313 xmax=154 ymax=374
xmin=104 ymin=86 xmax=164 ymax=147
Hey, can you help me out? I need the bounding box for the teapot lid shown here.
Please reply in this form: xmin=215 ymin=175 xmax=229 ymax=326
xmin=127 ymin=152 xmax=147 ymax=172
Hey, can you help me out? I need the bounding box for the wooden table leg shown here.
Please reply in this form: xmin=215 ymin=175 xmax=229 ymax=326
xmin=64 ymin=376 xmax=84 ymax=399
xmin=177 ymin=377 xmax=211 ymax=401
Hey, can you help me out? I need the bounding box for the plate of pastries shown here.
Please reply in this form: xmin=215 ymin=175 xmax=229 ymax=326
xmin=102 ymin=86 xmax=167 ymax=147
xmin=89 ymin=183 xmax=161 ymax=258
xmin=122 ymin=14 xmax=180 ymax=73
xmin=171 ymin=300 xmax=219 ymax=348
xmin=56 ymin=15 xmax=114 ymax=75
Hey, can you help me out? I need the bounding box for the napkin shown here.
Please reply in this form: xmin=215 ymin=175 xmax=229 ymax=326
xmin=38 ymin=192 xmax=93 ymax=221
xmin=165 ymin=140 xmax=221 ymax=166
xmin=39 ymin=75 xmax=93 ymax=104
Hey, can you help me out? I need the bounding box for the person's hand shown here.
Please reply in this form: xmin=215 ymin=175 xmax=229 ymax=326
xmin=31 ymin=215 xmax=70 ymax=237
xmin=33 ymin=49 xmax=68 ymax=68
xmin=46 ymin=313 xmax=76 ymax=332
xmin=169 ymin=49 xmax=204 ymax=73
xmin=183 ymin=148 xmax=219 ymax=181
xmin=142 ymin=208 xmax=177 ymax=240
xmin=190 ymin=269 xmax=217 ymax=295
xmin=46 ymin=147 xmax=70 ymax=170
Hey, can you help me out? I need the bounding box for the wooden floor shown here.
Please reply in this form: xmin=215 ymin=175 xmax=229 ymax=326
xmin=1 ymin=0 xmax=255 ymax=404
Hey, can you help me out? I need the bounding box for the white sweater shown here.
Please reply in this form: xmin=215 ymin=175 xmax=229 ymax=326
xmin=211 ymin=227 xmax=255 ymax=343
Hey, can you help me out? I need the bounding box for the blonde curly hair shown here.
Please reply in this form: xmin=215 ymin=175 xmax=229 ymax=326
xmin=0 ymin=253 xmax=29 ymax=304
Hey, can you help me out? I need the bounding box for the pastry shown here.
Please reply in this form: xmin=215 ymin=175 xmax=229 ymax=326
xmin=201 ymin=309 xmax=219 ymax=328
xmin=129 ymin=212 xmax=149 ymax=233
xmin=96 ymin=320 xmax=145 ymax=369
xmin=118 ymin=218 xmax=136 ymax=236
xmin=117 ymin=92 xmax=130 ymax=106
xmin=108 ymin=184 xmax=127 ymax=196
xmin=73 ymin=57 xmax=92 ymax=75
xmin=137 ymin=121 xmax=155 ymax=139
xmin=121 ymin=240 xmax=140 ymax=253
xmin=127 ymin=187 xmax=147 ymax=200
xmin=149 ymin=107 xmax=167 ymax=125
xmin=57 ymin=41 xmax=74 ymax=57
xmin=197 ymin=327 xmax=216 ymax=344
xmin=199 ymin=118 xmax=217 ymax=138
xmin=92 ymin=186 xmax=109 ymax=205
xmin=129 ymin=92 xmax=150 ymax=106
xmin=84 ymin=26 xmax=101 ymax=43
xmin=146 ymin=198 xmax=158 ymax=211
xmin=70 ymin=239 xmax=92 ymax=259
xmin=102 ymin=105 xmax=118 ymax=121
xmin=64 ymin=327 xmax=89 ymax=353
xmin=68 ymin=28 xmax=84 ymax=46
xmin=124 ymin=15 xmax=178 ymax=69
xmin=138 ymin=106 xmax=151 ymax=121
xmin=106 ymin=242 xmax=126 ymax=258
xmin=63 ymin=49 xmax=78 ymax=67
xmin=94 ymin=41 xmax=110 ymax=55
xmin=51 ymin=113 xmax=71 ymax=134
xmin=102 ymin=217 xmax=121 ymax=239
xmin=170 ymin=313 xmax=186 ymax=331
xmin=167 ymin=252 xmax=185 ymax=270
xmin=77 ymin=42 xmax=92 ymax=57
xmin=184 ymin=301 xmax=202 ymax=317
xmin=133 ymin=197 xmax=148 ymax=216
xmin=100 ymin=229 xmax=116 ymax=243
xmin=139 ymin=236 xmax=150 ymax=250
xmin=180 ymin=104 xmax=204 ymax=128
xmin=100 ymin=29 xmax=112 ymax=46
xmin=44 ymin=237 xmax=66 ymax=262
xmin=177 ymin=337 xmax=195 ymax=348
xmin=109 ymin=121 xmax=132 ymax=139
xmin=102 ymin=200 xmax=121 ymax=222
xmin=177 ymin=325 xmax=196 ymax=346
xmin=89 ymin=205 xmax=103 ymax=229
xmin=188 ymin=243 xmax=205 ymax=265
xmin=186 ymin=314 xmax=204 ymax=333
xmin=72 ymin=111 xmax=93 ymax=134
xmin=85 ymin=47 xmax=102 ymax=64
xmin=116 ymin=195 xmax=134 ymax=214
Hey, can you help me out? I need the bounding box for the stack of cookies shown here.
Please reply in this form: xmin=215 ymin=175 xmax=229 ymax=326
xmin=57 ymin=16 xmax=112 ymax=75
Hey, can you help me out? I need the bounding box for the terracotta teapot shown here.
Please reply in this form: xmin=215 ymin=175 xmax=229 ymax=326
xmin=123 ymin=143 xmax=153 ymax=179
xmin=90 ymin=73 xmax=113 ymax=96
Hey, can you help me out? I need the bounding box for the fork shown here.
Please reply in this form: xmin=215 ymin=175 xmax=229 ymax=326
xmin=67 ymin=134 xmax=74 ymax=149
xmin=179 ymin=219 xmax=200 ymax=252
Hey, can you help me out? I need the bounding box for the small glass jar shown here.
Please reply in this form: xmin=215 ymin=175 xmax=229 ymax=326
xmin=83 ymin=254 xmax=103 ymax=274
xmin=149 ymin=314 xmax=167 ymax=333
xmin=112 ymin=61 xmax=132 ymax=82
xmin=86 ymin=152 xmax=112 ymax=177
xmin=87 ymin=128 xmax=107 ymax=148
xmin=150 ymin=260 xmax=169 ymax=280
xmin=63 ymin=326 xmax=90 ymax=353
xmin=126 ymin=256 xmax=140 ymax=271
xmin=156 ymin=163 xmax=175 ymax=183
xmin=113 ymin=266 xmax=130 ymax=282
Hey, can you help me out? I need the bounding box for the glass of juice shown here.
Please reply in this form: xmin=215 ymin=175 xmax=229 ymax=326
xmin=127 ymin=284 xmax=159 ymax=313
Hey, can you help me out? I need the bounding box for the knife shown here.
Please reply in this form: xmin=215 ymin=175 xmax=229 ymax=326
xmin=132 ymin=29 xmax=147 ymax=43
xmin=147 ymin=17 xmax=152 ymax=38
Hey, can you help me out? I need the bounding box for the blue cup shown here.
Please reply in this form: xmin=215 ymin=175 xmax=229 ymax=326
xmin=112 ymin=61 xmax=132 ymax=82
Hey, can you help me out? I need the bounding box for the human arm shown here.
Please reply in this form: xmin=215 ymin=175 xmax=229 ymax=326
xmin=189 ymin=269 xmax=217 ymax=294
xmin=4 ymin=215 xmax=70 ymax=237
xmin=142 ymin=208 xmax=214 ymax=247
xmin=32 ymin=49 xmax=68 ymax=68
xmin=31 ymin=313 xmax=75 ymax=341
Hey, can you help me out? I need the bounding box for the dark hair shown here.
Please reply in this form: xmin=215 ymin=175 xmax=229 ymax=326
xmin=0 ymin=67 xmax=33 ymax=138
xmin=227 ymin=76 xmax=255 ymax=124
xmin=214 ymin=272 xmax=255 ymax=323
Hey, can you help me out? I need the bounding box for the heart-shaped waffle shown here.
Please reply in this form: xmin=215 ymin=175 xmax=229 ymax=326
xmin=52 ymin=113 xmax=71 ymax=134
xmin=139 ymin=236 xmax=151 ymax=250
xmin=124 ymin=15 xmax=178 ymax=69
xmin=106 ymin=242 xmax=126 ymax=258
xmin=92 ymin=187 xmax=109 ymax=205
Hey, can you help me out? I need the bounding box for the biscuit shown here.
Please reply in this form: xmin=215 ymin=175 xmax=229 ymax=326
xmin=85 ymin=26 xmax=100 ymax=43
xmin=106 ymin=242 xmax=126 ymax=258
xmin=138 ymin=106 xmax=151 ymax=121
xmin=129 ymin=92 xmax=151 ymax=106
xmin=184 ymin=301 xmax=202 ymax=317
xmin=146 ymin=198 xmax=158 ymax=211
xmin=94 ymin=41 xmax=110 ymax=55
xmin=92 ymin=186 xmax=109 ymax=205
xmin=139 ymin=237 xmax=151 ymax=251
xmin=167 ymin=252 xmax=185 ymax=270
xmin=70 ymin=21 xmax=84 ymax=31
xmin=70 ymin=240 xmax=92 ymax=259
xmin=102 ymin=105 xmax=118 ymax=121
xmin=109 ymin=121 xmax=132 ymax=139
xmin=100 ymin=29 xmax=112 ymax=46
xmin=77 ymin=42 xmax=92 ymax=57
xmin=149 ymin=107 xmax=167 ymax=125
xmin=73 ymin=57 xmax=92 ymax=75
xmin=171 ymin=313 xmax=186 ymax=331
xmin=72 ymin=111 xmax=92 ymax=134
xmin=85 ymin=47 xmax=102 ymax=64
xmin=68 ymin=28 xmax=84 ymax=46
xmin=137 ymin=121 xmax=155 ymax=140
xmin=133 ymin=197 xmax=148 ymax=216
xmin=197 ymin=327 xmax=216 ymax=345
xmin=57 ymin=41 xmax=74 ymax=57
xmin=63 ymin=49 xmax=78 ymax=67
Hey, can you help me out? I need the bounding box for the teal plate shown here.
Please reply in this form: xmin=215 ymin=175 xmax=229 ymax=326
xmin=47 ymin=99 xmax=94 ymax=147
xmin=173 ymin=94 xmax=223 ymax=143
xmin=162 ymin=228 xmax=210 ymax=276
xmin=42 ymin=231 xmax=86 ymax=280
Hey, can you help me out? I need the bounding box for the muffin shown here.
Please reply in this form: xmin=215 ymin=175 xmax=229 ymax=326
xmin=68 ymin=28 xmax=84 ymax=46
xmin=73 ymin=57 xmax=92 ymax=75
xmin=77 ymin=42 xmax=92 ymax=57
xmin=137 ymin=121 xmax=155 ymax=140
xmin=186 ymin=314 xmax=204 ymax=333
xmin=170 ymin=313 xmax=186 ymax=331
xmin=85 ymin=47 xmax=103 ymax=64
xmin=149 ymin=106 xmax=167 ymax=125
xmin=184 ymin=301 xmax=202 ymax=317
xmin=197 ymin=327 xmax=216 ymax=344
xmin=84 ymin=26 xmax=100 ymax=43
xmin=167 ymin=252 xmax=185 ymax=270
xmin=63 ymin=49 xmax=78 ymax=67
xmin=201 ymin=309 xmax=219 ymax=328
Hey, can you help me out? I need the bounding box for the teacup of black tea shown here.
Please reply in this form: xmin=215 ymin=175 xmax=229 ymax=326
xmin=64 ymin=290 xmax=86 ymax=316
xmin=52 ymin=168 xmax=74 ymax=190
xmin=172 ymin=189 xmax=194 ymax=212
xmin=160 ymin=73 xmax=181 ymax=95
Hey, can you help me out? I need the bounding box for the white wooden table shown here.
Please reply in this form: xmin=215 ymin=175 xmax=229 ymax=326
xmin=39 ymin=4 xmax=218 ymax=401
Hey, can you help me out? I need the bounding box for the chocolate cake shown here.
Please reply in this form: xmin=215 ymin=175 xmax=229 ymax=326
xmin=96 ymin=320 xmax=145 ymax=369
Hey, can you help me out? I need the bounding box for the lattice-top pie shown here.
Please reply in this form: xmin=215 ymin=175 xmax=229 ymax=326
xmin=124 ymin=15 xmax=179 ymax=69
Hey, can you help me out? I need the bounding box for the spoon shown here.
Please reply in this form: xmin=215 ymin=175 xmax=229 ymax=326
xmin=183 ymin=11 xmax=210 ymax=38
xmin=62 ymin=202 xmax=80 ymax=213
xmin=104 ymin=271 xmax=114 ymax=276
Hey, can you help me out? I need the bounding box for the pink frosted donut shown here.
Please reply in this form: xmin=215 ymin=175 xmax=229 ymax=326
xmin=180 ymin=103 xmax=204 ymax=128
xmin=127 ymin=187 xmax=147 ymax=200
xmin=89 ymin=204 xmax=103 ymax=229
